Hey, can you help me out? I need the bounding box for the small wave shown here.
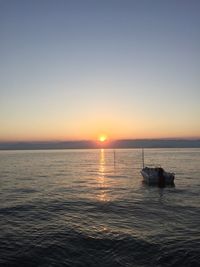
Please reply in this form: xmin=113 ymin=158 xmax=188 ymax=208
xmin=11 ymin=188 xmax=37 ymax=194
xmin=37 ymin=175 xmax=48 ymax=178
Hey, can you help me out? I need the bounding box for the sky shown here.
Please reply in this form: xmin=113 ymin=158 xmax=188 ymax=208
xmin=0 ymin=0 xmax=200 ymax=142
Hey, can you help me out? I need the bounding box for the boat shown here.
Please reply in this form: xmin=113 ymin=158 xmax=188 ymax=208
xmin=140 ymin=149 xmax=175 ymax=186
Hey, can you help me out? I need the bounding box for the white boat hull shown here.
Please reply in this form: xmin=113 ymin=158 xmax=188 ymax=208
xmin=141 ymin=167 xmax=175 ymax=186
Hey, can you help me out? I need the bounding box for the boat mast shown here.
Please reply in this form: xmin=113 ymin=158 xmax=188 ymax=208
xmin=142 ymin=148 xmax=144 ymax=168
xmin=113 ymin=149 xmax=116 ymax=166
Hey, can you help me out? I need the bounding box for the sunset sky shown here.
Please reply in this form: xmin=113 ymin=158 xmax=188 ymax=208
xmin=0 ymin=0 xmax=200 ymax=142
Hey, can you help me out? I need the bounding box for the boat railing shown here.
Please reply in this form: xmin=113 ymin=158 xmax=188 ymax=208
xmin=145 ymin=164 xmax=162 ymax=168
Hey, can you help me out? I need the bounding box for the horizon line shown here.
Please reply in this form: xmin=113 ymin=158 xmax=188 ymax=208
xmin=0 ymin=138 xmax=200 ymax=150
xmin=0 ymin=137 xmax=200 ymax=143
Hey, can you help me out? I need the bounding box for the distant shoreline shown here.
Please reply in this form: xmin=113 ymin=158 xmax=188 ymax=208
xmin=0 ymin=139 xmax=200 ymax=150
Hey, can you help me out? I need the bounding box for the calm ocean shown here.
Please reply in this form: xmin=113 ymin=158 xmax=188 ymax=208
xmin=0 ymin=148 xmax=200 ymax=267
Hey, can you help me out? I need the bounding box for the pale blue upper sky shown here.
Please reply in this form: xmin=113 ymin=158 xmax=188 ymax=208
xmin=0 ymin=0 xmax=200 ymax=141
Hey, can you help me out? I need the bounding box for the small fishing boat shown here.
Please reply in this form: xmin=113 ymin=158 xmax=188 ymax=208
xmin=140 ymin=149 xmax=175 ymax=186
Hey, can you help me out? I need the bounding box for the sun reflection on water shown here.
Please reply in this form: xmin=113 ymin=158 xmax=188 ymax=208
xmin=98 ymin=149 xmax=109 ymax=202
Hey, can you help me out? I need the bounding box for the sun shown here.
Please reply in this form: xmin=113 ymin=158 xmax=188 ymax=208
xmin=99 ymin=135 xmax=107 ymax=142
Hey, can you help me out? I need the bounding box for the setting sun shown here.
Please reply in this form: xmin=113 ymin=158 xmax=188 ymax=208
xmin=99 ymin=135 xmax=107 ymax=142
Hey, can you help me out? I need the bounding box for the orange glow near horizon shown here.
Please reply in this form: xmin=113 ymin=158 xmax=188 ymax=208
xmin=1 ymin=116 xmax=200 ymax=142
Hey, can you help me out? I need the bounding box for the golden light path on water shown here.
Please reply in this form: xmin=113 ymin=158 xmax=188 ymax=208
xmin=98 ymin=149 xmax=109 ymax=202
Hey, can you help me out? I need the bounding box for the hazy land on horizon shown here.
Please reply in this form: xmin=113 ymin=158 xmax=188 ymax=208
xmin=0 ymin=138 xmax=200 ymax=150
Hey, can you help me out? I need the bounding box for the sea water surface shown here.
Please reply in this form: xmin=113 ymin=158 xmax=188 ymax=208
xmin=0 ymin=148 xmax=200 ymax=267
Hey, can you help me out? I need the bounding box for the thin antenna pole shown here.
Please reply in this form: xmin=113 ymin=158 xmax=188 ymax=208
xmin=142 ymin=148 xmax=144 ymax=168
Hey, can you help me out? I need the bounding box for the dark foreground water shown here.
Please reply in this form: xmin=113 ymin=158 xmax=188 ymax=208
xmin=0 ymin=148 xmax=200 ymax=267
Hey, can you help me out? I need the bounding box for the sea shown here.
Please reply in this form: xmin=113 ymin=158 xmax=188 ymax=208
xmin=0 ymin=148 xmax=200 ymax=267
